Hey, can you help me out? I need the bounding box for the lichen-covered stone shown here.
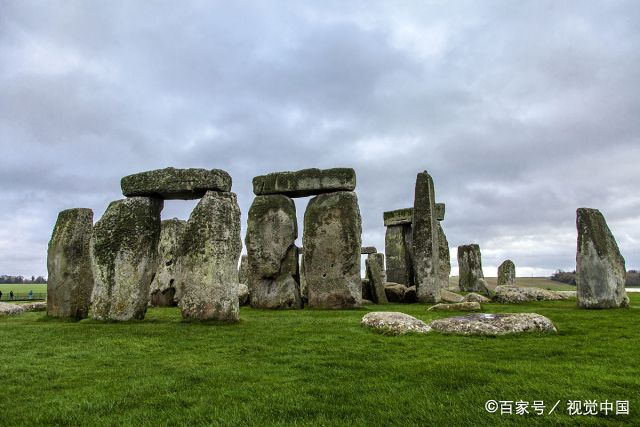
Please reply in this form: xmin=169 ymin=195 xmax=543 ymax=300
xmin=576 ymin=208 xmax=629 ymax=309
xmin=436 ymin=222 xmax=451 ymax=289
xmin=385 ymin=224 xmax=414 ymax=286
xmin=303 ymin=191 xmax=362 ymax=308
xmin=0 ymin=302 xmax=25 ymax=316
xmin=440 ymin=289 xmax=465 ymax=303
xmin=21 ymin=302 xmax=47 ymax=311
xmin=362 ymin=311 xmax=431 ymax=335
xmin=383 ymin=208 xmax=413 ymax=226
xmin=47 ymin=208 xmax=94 ymax=319
xmin=177 ymin=191 xmax=241 ymax=321
xmin=404 ymin=285 xmax=417 ymax=303
xmin=238 ymin=283 xmax=249 ymax=305
xmin=365 ymin=253 xmax=388 ymax=304
xmin=463 ymin=293 xmax=491 ymax=303
xmin=429 ymin=313 xmax=557 ymax=335
xmin=458 ymin=244 xmax=490 ymax=296
xmin=361 ymin=246 xmax=377 ymax=254
xmin=383 ymin=282 xmax=405 ymax=303
xmin=121 ymin=167 xmax=232 ymax=199
xmin=412 ymin=171 xmax=440 ymax=303
xmin=428 ymin=302 xmax=481 ymax=311
xmin=497 ymin=260 xmax=516 ymax=287
xmin=253 ymin=168 xmax=356 ymax=198
xmin=149 ymin=218 xmax=185 ymax=307
xmin=493 ymin=286 xmax=564 ymax=303
xmin=90 ymin=197 xmax=163 ymax=321
xmin=238 ymin=255 xmax=249 ymax=285
xmin=435 ymin=203 xmax=446 ymax=221
xmin=246 ymin=195 xmax=302 ymax=309
xmin=299 ymin=252 xmax=308 ymax=305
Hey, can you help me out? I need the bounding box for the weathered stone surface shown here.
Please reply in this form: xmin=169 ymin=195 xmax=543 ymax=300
xmin=435 ymin=203 xmax=446 ymax=221
xmin=497 ymin=260 xmax=516 ymax=287
xmin=253 ymin=168 xmax=356 ymax=198
xmin=0 ymin=302 xmax=25 ymax=316
xmin=458 ymin=244 xmax=490 ymax=296
xmin=121 ymin=167 xmax=231 ymax=199
xmin=440 ymin=289 xmax=465 ymax=303
xmin=383 ymin=282 xmax=405 ymax=303
xmin=177 ymin=191 xmax=241 ymax=321
xmin=493 ymin=286 xmax=564 ymax=303
xmin=385 ymin=224 xmax=413 ymax=286
xmin=404 ymin=285 xmax=417 ymax=303
xmin=365 ymin=253 xmax=388 ymax=304
xmin=383 ymin=208 xmax=413 ymax=226
xmin=362 ymin=311 xmax=431 ymax=335
xmin=47 ymin=208 xmax=94 ymax=319
xmin=90 ymin=197 xmax=162 ymax=321
xmin=21 ymin=302 xmax=47 ymax=311
xmin=238 ymin=283 xmax=249 ymax=306
xmin=429 ymin=313 xmax=557 ymax=335
xmin=149 ymin=218 xmax=185 ymax=307
xmin=428 ymin=302 xmax=481 ymax=311
xmin=436 ymin=222 xmax=451 ymax=289
xmin=303 ymin=191 xmax=362 ymax=308
xmin=556 ymin=290 xmax=577 ymax=299
xmin=412 ymin=171 xmax=440 ymax=303
xmin=463 ymin=293 xmax=491 ymax=303
xmin=238 ymin=255 xmax=249 ymax=285
xmin=300 ymin=252 xmax=308 ymax=304
xmin=246 ymin=195 xmax=302 ymax=309
xmin=361 ymin=246 xmax=377 ymax=255
xmin=576 ymin=208 xmax=629 ymax=309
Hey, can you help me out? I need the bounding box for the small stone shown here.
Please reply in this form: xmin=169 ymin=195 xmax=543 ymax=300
xmin=435 ymin=203 xmax=446 ymax=221
xmin=463 ymin=293 xmax=491 ymax=303
xmin=497 ymin=260 xmax=516 ymax=287
xmin=121 ymin=167 xmax=232 ymax=199
xmin=238 ymin=283 xmax=249 ymax=306
xmin=253 ymin=168 xmax=356 ymax=198
xmin=440 ymin=289 xmax=465 ymax=303
xmin=429 ymin=313 xmax=557 ymax=335
xmin=458 ymin=244 xmax=490 ymax=296
xmin=428 ymin=302 xmax=482 ymax=311
xmin=362 ymin=311 xmax=431 ymax=335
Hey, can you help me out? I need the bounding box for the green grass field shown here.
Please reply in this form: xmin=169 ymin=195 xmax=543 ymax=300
xmin=0 ymin=283 xmax=47 ymax=293
xmin=448 ymin=276 xmax=577 ymax=291
xmin=0 ymin=294 xmax=638 ymax=426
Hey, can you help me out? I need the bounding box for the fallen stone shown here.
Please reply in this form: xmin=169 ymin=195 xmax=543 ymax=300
xmin=404 ymin=285 xmax=418 ymax=303
xmin=362 ymin=311 xmax=431 ymax=335
xmin=576 ymin=208 xmax=629 ymax=309
xmin=0 ymin=302 xmax=25 ymax=316
xmin=435 ymin=203 xmax=446 ymax=221
xmin=383 ymin=282 xmax=406 ymax=303
xmin=150 ymin=218 xmax=186 ymax=307
xmin=303 ymin=191 xmax=362 ymax=308
xmin=493 ymin=286 xmax=564 ymax=303
xmin=383 ymin=208 xmax=413 ymax=226
xmin=497 ymin=260 xmax=516 ymax=287
xmin=428 ymin=302 xmax=481 ymax=311
xmin=177 ymin=191 xmax=241 ymax=321
xmin=463 ymin=293 xmax=491 ymax=303
xmin=90 ymin=197 xmax=163 ymax=321
xmin=556 ymin=290 xmax=577 ymax=299
xmin=458 ymin=244 xmax=490 ymax=296
xmin=436 ymin=222 xmax=451 ymax=289
xmin=385 ymin=223 xmax=414 ymax=286
xmin=246 ymin=195 xmax=302 ymax=309
xmin=47 ymin=208 xmax=94 ymax=319
xmin=21 ymin=302 xmax=47 ymax=311
xmin=238 ymin=283 xmax=249 ymax=306
xmin=366 ymin=253 xmax=388 ymax=304
xmin=440 ymin=289 xmax=465 ymax=303
xmin=121 ymin=167 xmax=231 ymax=199
xmin=412 ymin=171 xmax=440 ymax=303
xmin=361 ymin=246 xmax=377 ymax=255
xmin=362 ymin=299 xmax=374 ymax=305
xmin=253 ymin=168 xmax=356 ymax=198
xmin=429 ymin=313 xmax=557 ymax=335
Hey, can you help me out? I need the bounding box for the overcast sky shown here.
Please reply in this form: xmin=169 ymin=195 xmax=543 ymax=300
xmin=1 ymin=1 xmax=639 ymax=278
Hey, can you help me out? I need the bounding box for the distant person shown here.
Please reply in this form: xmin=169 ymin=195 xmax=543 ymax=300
xmin=9 ymin=291 xmax=14 ymax=300
xmin=28 ymin=290 xmax=33 ymax=300
xmin=0 ymin=290 xmax=3 ymax=300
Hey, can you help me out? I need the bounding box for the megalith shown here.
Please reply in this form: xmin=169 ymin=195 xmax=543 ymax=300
xmin=458 ymin=244 xmax=490 ymax=296
xmin=177 ymin=191 xmax=242 ymax=321
xmin=47 ymin=208 xmax=94 ymax=319
xmin=365 ymin=253 xmax=388 ymax=304
xmin=238 ymin=255 xmax=249 ymax=285
xmin=90 ymin=197 xmax=163 ymax=321
xmin=303 ymin=191 xmax=362 ymax=308
xmin=576 ymin=208 xmax=629 ymax=309
xmin=412 ymin=171 xmax=440 ymax=303
xmin=436 ymin=222 xmax=451 ymax=289
xmin=497 ymin=260 xmax=516 ymax=287
xmin=121 ymin=167 xmax=231 ymax=199
xmin=245 ymin=195 xmax=302 ymax=309
xmin=384 ymin=208 xmax=414 ymax=286
xmin=149 ymin=218 xmax=185 ymax=307
xmin=253 ymin=168 xmax=356 ymax=198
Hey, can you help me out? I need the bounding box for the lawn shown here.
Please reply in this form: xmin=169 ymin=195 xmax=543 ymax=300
xmin=0 ymin=295 xmax=638 ymax=426
xmin=0 ymin=283 xmax=48 ymax=294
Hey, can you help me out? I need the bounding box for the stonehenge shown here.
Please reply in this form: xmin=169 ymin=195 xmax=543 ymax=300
xmin=497 ymin=260 xmax=516 ymax=287
xmin=458 ymin=244 xmax=491 ymax=296
xmin=576 ymin=208 xmax=629 ymax=309
xmin=149 ymin=218 xmax=185 ymax=307
xmin=253 ymin=168 xmax=356 ymax=197
xmin=121 ymin=167 xmax=231 ymax=199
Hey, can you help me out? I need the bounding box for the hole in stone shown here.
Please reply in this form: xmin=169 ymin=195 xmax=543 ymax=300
xmin=322 ymin=273 xmax=327 ymax=278
xmin=161 ymin=199 xmax=199 ymax=221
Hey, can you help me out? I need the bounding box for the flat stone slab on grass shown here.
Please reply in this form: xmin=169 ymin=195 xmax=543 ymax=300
xmin=21 ymin=302 xmax=47 ymax=311
xmin=463 ymin=293 xmax=491 ymax=303
xmin=121 ymin=167 xmax=232 ymax=199
xmin=429 ymin=313 xmax=557 ymax=335
xmin=362 ymin=312 xmax=431 ymax=335
xmin=440 ymin=289 xmax=465 ymax=303
xmin=0 ymin=302 xmax=25 ymax=316
xmin=253 ymin=168 xmax=356 ymax=197
xmin=428 ymin=302 xmax=481 ymax=311
xmin=493 ymin=286 xmax=565 ymax=303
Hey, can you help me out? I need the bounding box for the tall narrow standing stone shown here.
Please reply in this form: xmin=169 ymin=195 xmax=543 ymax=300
xmin=245 ymin=195 xmax=302 ymax=309
xmin=47 ymin=208 xmax=94 ymax=319
xmin=365 ymin=253 xmax=388 ymax=304
xmin=412 ymin=171 xmax=440 ymax=303
xmin=385 ymin=224 xmax=414 ymax=286
xmin=497 ymin=260 xmax=516 ymax=287
xmin=576 ymin=208 xmax=629 ymax=308
xmin=458 ymin=244 xmax=490 ymax=296
xmin=150 ymin=218 xmax=186 ymax=306
xmin=436 ymin=222 xmax=451 ymax=289
xmin=303 ymin=191 xmax=362 ymax=308
xmin=90 ymin=197 xmax=163 ymax=321
xmin=177 ymin=191 xmax=241 ymax=321
xmin=238 ymin=255 xmax=249 ymax=285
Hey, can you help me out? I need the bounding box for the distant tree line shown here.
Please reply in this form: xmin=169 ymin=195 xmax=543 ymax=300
xmin=550 ymin=270 xmax=640 ymax=286
xmin=0 ymin=275 xmax=47 ymax=284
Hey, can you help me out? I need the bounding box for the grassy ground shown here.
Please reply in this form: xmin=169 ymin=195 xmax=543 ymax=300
xmin=0 ymin=294 xmax=638 ymax=426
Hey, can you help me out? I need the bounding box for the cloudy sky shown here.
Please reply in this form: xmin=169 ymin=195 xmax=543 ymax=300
xmin=1 ymin=1 xmax=639 ymax=278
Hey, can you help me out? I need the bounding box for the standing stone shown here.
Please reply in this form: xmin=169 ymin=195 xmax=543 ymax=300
xmin=385 ymin=224 xmax=414 ymax=286
xmin=245 ymin=195 xmax=302 ymax=309
xmin=149 ymin=218 xmax=186 ymax=307
xmin=238 ymin=255 xmax=249 ymax=285
xmin=497 ymin=260 xmax=516 ymax=287
xmin=436 ymin=222 xmax=451 ymax=289
xmin=365 ymin=253 xmax=388 ymax=304
xmin=412 ymin=171 xmax=440 ymax=303
xmin=576 ymin=208 xmax=629 ymax=309
xmin=299 ymin=252 xmax=308 ymax=304
xmin=458 ymin=244 xmax=490 ymax=296
xmin=90 ymin=197 xmax=163 ymax=321
xmin=47 ymin=208 xmax=94 ymax=319
xmin=303 ymin=191 xmax=362 ymax=308
xmin=177 ymin=191 xmax=241 ymax=321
